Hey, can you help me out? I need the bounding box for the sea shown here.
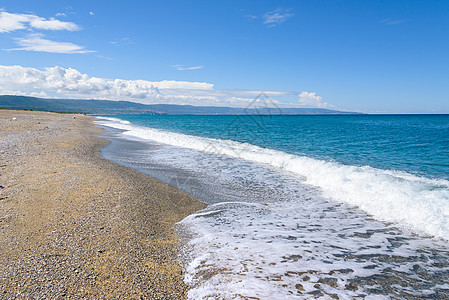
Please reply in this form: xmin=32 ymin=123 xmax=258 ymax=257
xmin=95 ymin=114 xmax=449 ymax=299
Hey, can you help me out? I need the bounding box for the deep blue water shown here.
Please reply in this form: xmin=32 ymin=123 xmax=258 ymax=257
xmin=99 ymin=114 xmax=449 ymax=180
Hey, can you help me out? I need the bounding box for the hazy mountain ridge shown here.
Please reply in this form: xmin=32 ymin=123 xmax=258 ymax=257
xmin=0 ymin=95 xmax=362 ymax=115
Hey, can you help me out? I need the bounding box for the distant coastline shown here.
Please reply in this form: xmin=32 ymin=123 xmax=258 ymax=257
xmin=0 ymin=95 xmax=363 ymax=115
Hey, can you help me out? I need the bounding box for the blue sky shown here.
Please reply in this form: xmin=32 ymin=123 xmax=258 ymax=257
xmin=0 ymin=1 xmax=448 ymax=113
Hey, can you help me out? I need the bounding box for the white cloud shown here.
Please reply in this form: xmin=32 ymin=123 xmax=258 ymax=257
xmin=0 ymin=10 xmax=87 ymax=54
xmin=263 ymin=8 xmax=293 ymax=27
xmin=89 ymin=12 xmax=94 ymax=16
xmin=172 ymin=64 xmax=204 ymax=71
xmin=29 ymin=16 xmax=79 ymax=31
xmin=0 ymin=11 xmax=29 ymax=32
xmin=7 ymin=34 xmax=93 ymax=54
xmin=298 ymin=91 xmax=332 ymax=108
xmin=0 ymin=65 xmax=331 ymax=108
xmin=0 ymin=11 xmax=80 ymax=32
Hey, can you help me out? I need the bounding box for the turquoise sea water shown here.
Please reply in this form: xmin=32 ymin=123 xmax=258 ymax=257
xmin=96 ymin=114 xmax=449 ymax=299
xmin=102 ymin=114 xmax=449 ymax=180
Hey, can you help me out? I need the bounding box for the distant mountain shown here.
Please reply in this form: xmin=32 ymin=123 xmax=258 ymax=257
xmin=0 ymin=95 xmax=362 ymax=115
xmin=0 ymin=95 xmax=159 ymax=115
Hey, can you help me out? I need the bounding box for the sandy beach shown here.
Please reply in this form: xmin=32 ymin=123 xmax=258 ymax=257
xmin=0 ymin=110 xmax=206 ymax=299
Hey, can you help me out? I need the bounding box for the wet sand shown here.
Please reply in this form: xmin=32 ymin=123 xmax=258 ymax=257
xmin=0 ymin=110 xmax=206 ymax=299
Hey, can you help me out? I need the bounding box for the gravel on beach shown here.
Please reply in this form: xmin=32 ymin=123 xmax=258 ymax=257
xmin=0 ymin=110 xmax=206 ymax=299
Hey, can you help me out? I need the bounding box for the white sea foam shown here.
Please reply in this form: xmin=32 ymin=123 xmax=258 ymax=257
xmin=178 ymin=198 xmax=449 ymax=299
xmin=96 ymin=117 xmax=449 ymax=241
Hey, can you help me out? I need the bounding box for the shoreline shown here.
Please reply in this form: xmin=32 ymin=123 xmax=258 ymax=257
xmin=0 ymin=110 xmax=206 ymax=298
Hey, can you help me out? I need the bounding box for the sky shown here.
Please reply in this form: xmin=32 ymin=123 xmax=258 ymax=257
xmin=0 ymin=0 xmax=448 ymax=113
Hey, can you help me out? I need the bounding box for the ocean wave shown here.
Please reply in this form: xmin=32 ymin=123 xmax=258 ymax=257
xmin=96 ymin=117 xmax=449 ymax=241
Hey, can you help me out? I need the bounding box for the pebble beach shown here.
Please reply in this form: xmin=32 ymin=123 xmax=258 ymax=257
xmin=0 ymin=110 xmax=206 ymax=299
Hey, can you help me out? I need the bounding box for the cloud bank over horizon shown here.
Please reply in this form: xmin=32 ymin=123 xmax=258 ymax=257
xmin=298 ymin=91 xmax=333 ymax=108
xmin=0 ymin=65 xmax=332 ymax=108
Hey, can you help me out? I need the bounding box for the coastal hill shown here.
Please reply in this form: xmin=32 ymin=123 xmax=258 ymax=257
xmin=0 ymin=95 xmax=362 ymax=115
